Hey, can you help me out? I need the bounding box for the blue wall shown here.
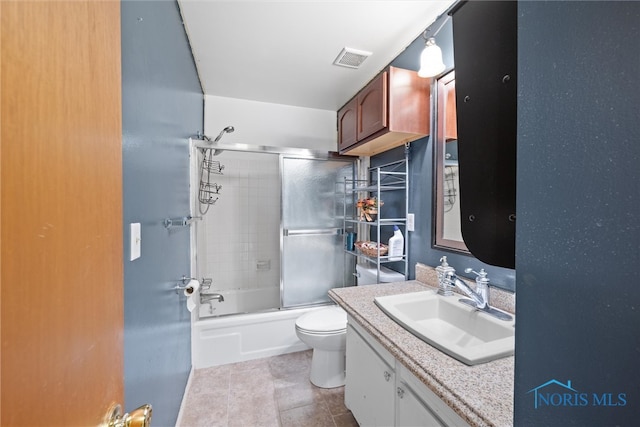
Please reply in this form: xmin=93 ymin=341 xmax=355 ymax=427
xmin=121 ymin=1 xmax=203 ymax=425
xmin=515 ymin=2 xmax=639 ymax=425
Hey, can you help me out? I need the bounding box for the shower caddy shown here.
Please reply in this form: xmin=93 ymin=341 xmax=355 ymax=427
xmin=198 ymin=151 xmax=224 ymax=205
xmin=197 ymin=148 xmax=225 ymax=215
xmin=343 ymin=154 xmax=409 ymax=283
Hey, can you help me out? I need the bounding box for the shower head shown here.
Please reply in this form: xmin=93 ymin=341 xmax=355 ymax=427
xmin=213 ymin=126 xmax=235 ymax=143
xmin=211 ymin=126 xmax=234 ymax=156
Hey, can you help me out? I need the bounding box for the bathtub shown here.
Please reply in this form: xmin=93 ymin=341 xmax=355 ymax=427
xmin=193 ymin=287 xmax=328 ymax=368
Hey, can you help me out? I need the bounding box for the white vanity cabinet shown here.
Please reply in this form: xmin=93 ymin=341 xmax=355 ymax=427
xmin=395 ymin=364 xmax=470 ymax=427
xmin=345 ymin=323 xmax=395 ymax=426
xmin=346 ymin=317 xmax=470 ymax=427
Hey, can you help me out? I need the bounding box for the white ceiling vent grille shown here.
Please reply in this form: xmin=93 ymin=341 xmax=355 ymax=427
xmin=333 ymin=47 xmax=372 ymax=69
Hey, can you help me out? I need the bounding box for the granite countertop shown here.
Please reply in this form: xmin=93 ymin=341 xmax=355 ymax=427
xmin=329 ymin=276 xmax=514 ymax=427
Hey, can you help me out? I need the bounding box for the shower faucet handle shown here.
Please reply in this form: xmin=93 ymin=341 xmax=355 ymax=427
xmin=200 ymin=278 xmax=213 ymax=291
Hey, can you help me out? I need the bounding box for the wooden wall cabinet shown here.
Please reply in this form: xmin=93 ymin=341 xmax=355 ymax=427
xmin=338 ymin=66 xmax=430 ymax=156
xmin=338 ymin=97 xmax=358 ymax=151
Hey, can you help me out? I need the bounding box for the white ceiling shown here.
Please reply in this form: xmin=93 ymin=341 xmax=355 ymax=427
xmin=178 ymin=0 xmax=455 ymax=111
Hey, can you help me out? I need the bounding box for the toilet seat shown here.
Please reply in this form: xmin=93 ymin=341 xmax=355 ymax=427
xmin=296 ymin=326 xmax=346 ymax=336
xmin=295 ymin=306 xmax=347 ymax=334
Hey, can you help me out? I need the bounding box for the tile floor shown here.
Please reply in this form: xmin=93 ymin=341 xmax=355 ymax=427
xmin=179 ymin=350 xmax=359 ymax=427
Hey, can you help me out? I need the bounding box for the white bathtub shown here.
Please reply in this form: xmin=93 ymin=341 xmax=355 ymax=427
xmin=193 ymin=287 xmax=328 ymax=368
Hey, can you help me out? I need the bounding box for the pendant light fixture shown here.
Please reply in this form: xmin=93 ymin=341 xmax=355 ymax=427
xmin=418 ymin=37 xmax=445 ymax=78
xmin=417 ymin=16 xmax=450 ymax=78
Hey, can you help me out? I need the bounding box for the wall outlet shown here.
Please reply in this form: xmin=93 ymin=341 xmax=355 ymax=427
xmin=407 ymin=213 xmax=415 ymax=232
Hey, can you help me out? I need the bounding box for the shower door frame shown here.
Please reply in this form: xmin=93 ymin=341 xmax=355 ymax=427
xmin=190 ymin=138 xmax=358 ymax=315
xmin=279 ymin=152 xmax=358 ymax=309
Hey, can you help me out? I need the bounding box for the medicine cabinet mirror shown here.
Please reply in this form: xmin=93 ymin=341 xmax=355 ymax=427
xmin=433 ymin=70 xmax=469 ymax=254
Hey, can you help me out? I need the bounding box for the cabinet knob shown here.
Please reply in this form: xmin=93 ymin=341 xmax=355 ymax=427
xmin=383 ymin=371 xmax=391 ymax=382
xmin=397 ymin=387 xmax=405 ymax=399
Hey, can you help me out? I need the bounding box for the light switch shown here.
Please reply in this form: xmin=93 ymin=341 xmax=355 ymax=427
xmin=130 ymin=223 xmax=141 ymax=261
xmin=407 ymin=213 xmax=415 ymax=232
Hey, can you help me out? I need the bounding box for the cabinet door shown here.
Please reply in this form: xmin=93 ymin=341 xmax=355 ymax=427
xmin=357 ymin=71 xmax=387 ymax=141
xmin=338 ymin=97 xmax=358 ymax=151
xmin=387 ymin=67 xmax=431 ymax=135
xmin=397 ymin=366 xmax=470 ymax=427
xmin=345 ymin=325 xmax=395 ymax=426
xmin=396 ymin=381 xmax=446 ymax=427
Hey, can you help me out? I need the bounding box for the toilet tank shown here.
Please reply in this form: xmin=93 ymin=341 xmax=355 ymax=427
xmin=356 ymin=264 xmax=405 ymax=285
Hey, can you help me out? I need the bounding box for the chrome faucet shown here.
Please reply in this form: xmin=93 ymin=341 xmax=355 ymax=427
xmin=444 ymin=268 xmax=489 ymax=309
xmin=442 ymin=268 xmax=513 ymax=321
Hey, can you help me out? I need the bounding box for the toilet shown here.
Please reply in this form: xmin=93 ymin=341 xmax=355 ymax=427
xmin=295 ymin=306 xmax=347 ymax=388
xmin=355 ymin=263 xmax=406 ymax=286
xmin=295 ymin=264 xmax=405 ymax=388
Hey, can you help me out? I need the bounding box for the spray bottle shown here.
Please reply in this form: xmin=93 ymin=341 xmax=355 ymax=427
xmin=387 ymin=226 xmax=404 ymax=261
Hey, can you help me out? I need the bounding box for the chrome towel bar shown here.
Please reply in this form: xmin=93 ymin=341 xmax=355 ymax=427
xmin=164 ymin=216 xmax=202 ymax=229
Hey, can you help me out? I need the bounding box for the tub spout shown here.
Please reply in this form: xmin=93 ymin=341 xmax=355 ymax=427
xmin=201 ymin=293 xmax=224 ymax=303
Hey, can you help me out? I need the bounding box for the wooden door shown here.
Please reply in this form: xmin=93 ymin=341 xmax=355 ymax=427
xmin=1 ymin=1 xmax=124 ymax=425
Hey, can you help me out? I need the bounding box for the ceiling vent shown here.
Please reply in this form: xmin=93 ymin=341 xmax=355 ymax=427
xmin=333 ymin=47 xmax=372 ymax=69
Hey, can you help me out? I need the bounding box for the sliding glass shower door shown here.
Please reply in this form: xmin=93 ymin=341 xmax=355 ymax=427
xmin=281 ymin=155 xmax=356 ymax=308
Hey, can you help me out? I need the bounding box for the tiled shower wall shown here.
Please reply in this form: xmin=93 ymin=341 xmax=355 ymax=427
xmin=196 ymin=150 xmax=281 ymax=292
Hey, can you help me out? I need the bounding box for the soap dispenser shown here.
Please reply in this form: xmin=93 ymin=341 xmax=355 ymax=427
xmin=436 ymin=256 xmax=455 ymax=296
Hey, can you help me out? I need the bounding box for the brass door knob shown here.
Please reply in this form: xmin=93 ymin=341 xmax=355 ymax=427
xmin=106 ymin=404 xmax=152 ymax=427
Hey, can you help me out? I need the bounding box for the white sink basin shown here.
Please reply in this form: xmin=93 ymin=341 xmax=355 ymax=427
xmin=374 ymin=290 xmax=515 ymax=365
